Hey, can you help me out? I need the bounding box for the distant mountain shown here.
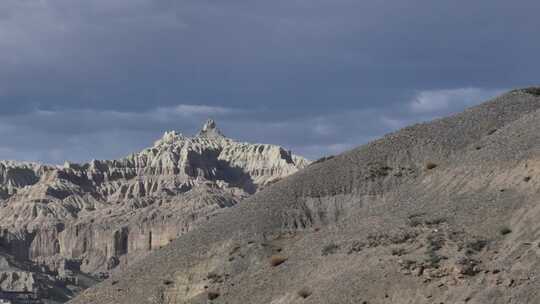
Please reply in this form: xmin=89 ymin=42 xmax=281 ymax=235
xmin=72 ymin=88 xmax=540 ymax=304
xmin=0 ymin=120 xmax=308 ymax=302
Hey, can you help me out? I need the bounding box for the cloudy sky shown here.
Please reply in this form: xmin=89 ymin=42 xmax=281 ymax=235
xmin=0 ymin=0 xmax=539 ymax=163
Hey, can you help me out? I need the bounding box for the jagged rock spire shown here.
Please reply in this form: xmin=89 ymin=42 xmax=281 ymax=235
xmin=202 ymin=119 xmax=217 ymax=132
xmin=198 ymin=119 xmax=224 ymax=138
xmin=155 ymin=130 xmax=184 ymax=146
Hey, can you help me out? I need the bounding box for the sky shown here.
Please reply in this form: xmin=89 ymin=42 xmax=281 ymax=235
xmin=0 ymin=0 xmax=539 ymax=163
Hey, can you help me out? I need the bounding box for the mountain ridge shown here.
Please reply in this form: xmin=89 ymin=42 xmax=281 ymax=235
xmin=0 ymin=119 xmax=309 ymax=303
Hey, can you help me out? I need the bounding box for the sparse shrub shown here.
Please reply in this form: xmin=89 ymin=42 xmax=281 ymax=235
xmin=424 ymin=217 xmax=446 ymax=226
xmin=207 ymin=291 xmax=220 ymax=300
xmin=297 ymin=288 xmax=312 ymax=299
xmin=487 ymin=129 xmax=498 ymax=135
xmin=347 ymin=241 xmax=365 ymax=254
xmin=311 ymin=155 xmax=335 ymax=165
xmin=499 ymin=226 xmax=512 ymax=235
xmin=391 ymin=247 xmax=406 ymax=256
xmin=365 ymin=163 xmax=393 ymax=180
xmin=524 ymin=176 xmax=531 ymax=182
xmin=523 ymin=87 xmax=540 ymax=96
xmin=388 ymin=230 xmax=417 ymax=244
xmin=321 ymin=243 xmax=339 ymax=256
xmin=269 ymin=255 xmax=287 ymax=267
xmin=464 ymin=239 xmax=488 ymax=254
xmin=206 ymin=272 xmax=223 ymax=284
xmin=399 ymin=259 xmax=417 ymax=270
xmin=408 ymin=218 xmax=422 ymax=227
xmin=426 ymin=233 xmax=445 ymax=251
xmin=425 ymin=162 xmax=437 ymax=170
xmin=423 ymin=232 xmax=446 ymax=267
xmin=424 ymin=250 xmax=443 ymax=267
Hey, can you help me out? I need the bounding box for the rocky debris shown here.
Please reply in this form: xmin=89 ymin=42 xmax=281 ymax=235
xmin=269 ymin=255 xmax=288 ymax=267
xmin=454 ymin=256 xmax=481 ymax=276
xmin=346 ymin=229 xmax=419 ymax=254
xmin=0 ymin=120 xmax=308 ymax=301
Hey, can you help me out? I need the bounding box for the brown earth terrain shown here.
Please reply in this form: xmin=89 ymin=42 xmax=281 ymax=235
xmin=71 ymin=88 xmax=540 ymax=304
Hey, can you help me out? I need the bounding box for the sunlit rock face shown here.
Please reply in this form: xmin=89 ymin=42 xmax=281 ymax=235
xmin=0 ymin=120 xmax=309 ymax=281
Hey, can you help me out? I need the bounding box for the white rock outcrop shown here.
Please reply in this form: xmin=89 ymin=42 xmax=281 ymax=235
xmin=0 ymin=120 xmax=309 ymax=290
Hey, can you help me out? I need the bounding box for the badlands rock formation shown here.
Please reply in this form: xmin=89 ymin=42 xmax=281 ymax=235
xmin=72 ymin=88 xmax=540 ymax=304
xmin=0 ymin=120 xmax=308 ymax=302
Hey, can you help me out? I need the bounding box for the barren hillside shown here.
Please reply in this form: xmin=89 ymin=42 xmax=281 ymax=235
xmin=72 ymin=88 xmax=540 ymax=304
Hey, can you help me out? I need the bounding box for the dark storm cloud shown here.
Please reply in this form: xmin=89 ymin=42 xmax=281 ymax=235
xmin=0 ymin=0 xmax=537 ymax=163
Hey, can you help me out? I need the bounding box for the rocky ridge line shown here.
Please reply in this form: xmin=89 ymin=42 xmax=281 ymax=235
xmin=0 ymin=119 xmax=309 ymax=302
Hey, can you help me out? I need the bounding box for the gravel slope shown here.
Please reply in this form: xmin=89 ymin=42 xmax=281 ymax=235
xmin=71 ymin=88 xmax=540 ymax=304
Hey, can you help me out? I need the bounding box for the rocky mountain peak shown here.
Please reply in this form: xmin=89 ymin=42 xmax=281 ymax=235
xmin=197 ymin=119 xmax=224 ymax=138
xmin=154 ymin=120 xmax=225 ymax=147
xmin=0 ymin=120 xmax=309 ymax=298
xmin=154 ymin=130 xmax=185 ymax=146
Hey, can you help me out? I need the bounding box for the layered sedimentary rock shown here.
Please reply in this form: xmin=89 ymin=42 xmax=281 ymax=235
xmin=0 ymin=270 xmax=38 ymax=294
xmin=0 ymin=249 xmax=85 ymax=302
xmin=0 ymin=120 xmax=308 ymax=299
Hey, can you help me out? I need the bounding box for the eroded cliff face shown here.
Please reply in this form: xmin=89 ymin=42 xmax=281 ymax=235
xmin=0 ymin=120 xmax=308 ymax=299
